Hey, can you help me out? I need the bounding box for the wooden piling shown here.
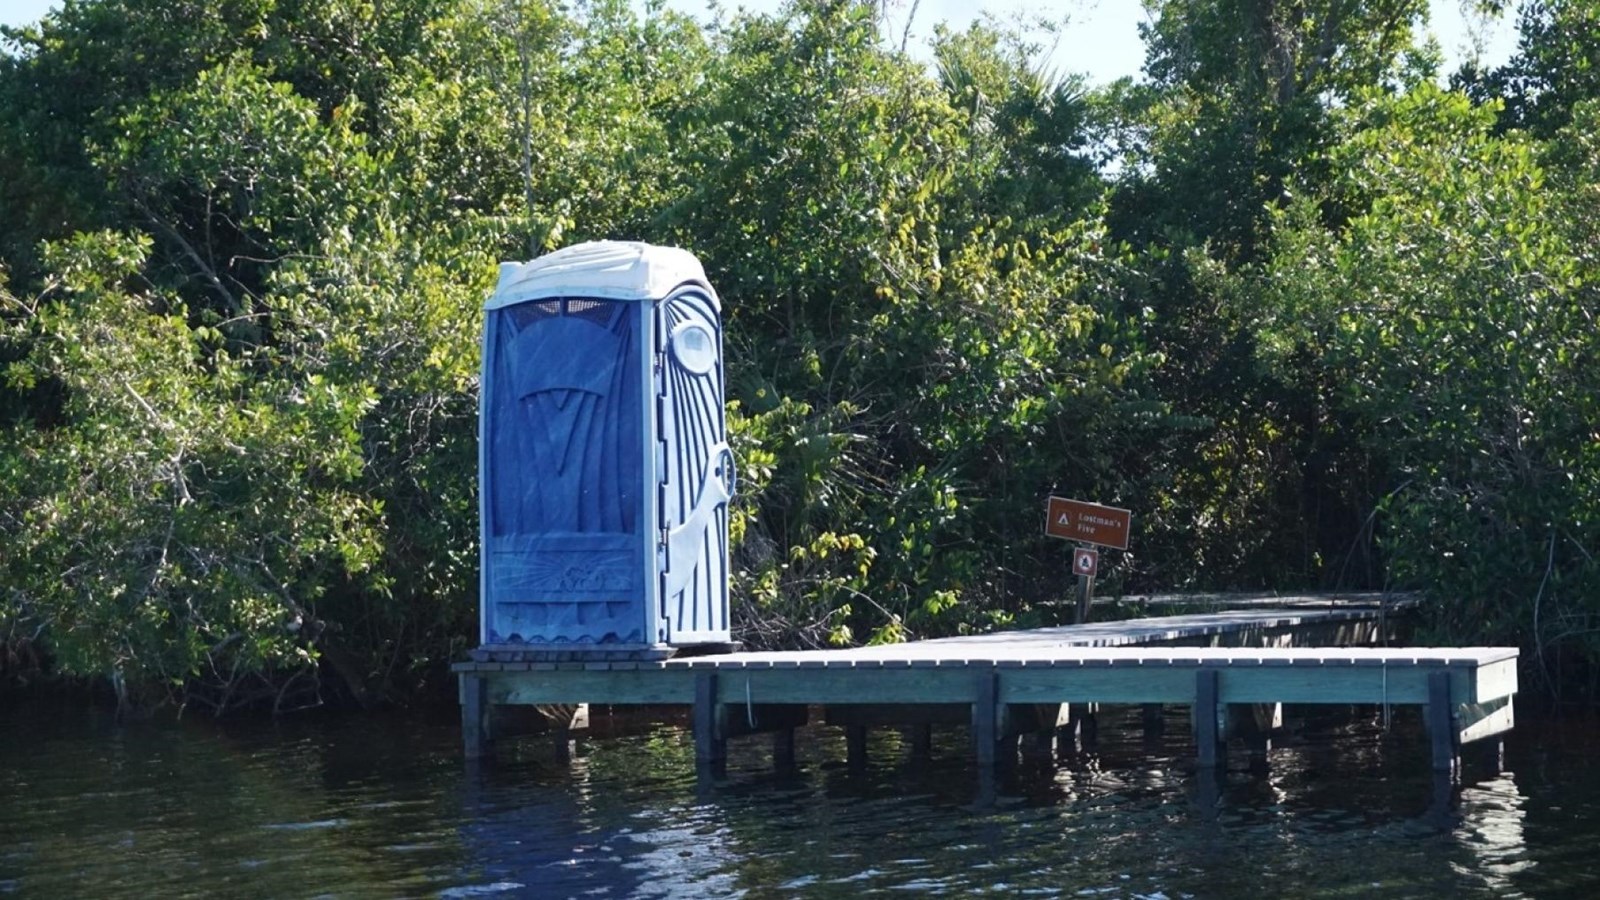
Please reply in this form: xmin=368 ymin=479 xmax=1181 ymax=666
xmin=773 ymin=728 xmax=796 ymax=770
xmin=973 ymin=671 xmax=1000 ymax=770
xmin=1427 ymin=671 xmax=1458 ymax=776
xmin=1142 ymin=703 xmax=1165 ymax=738
xmin=461 ymin=674 xmax=491 ymax=760
xmin=846 ymin=725 xmax=868 ymax=770
xmin=1195 ymin=669 xmax=1223 ymax=769
xmin=693 ymin=671 xmax=725 ymax=769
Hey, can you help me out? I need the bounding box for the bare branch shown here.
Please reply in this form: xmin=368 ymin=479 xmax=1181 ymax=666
xmin=131 ymin=194 xmax=241 ymax=314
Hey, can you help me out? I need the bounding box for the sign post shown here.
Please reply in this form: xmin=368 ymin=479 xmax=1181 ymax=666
xmin=1044 ymin=497 xmax=1132 ymax=624
xmin=1074 ymin=553 xmax=1095 ymax=625
xmin=1071 ymin=546 xmax=1099 ymax=623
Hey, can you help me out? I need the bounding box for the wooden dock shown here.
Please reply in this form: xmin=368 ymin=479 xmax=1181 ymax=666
xmin=456 ymin=596 xmax=1518 ymax=780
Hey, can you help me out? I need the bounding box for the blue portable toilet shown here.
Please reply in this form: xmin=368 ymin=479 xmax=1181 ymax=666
xmin=479 ymin=241 xmax=733 ymax=651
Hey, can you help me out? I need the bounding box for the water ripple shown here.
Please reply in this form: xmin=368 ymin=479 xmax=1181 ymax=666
xmin=3 ymin=705 xmax=1600 ymax=898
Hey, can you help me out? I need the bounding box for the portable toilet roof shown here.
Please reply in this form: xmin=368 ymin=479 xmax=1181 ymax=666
xmin=487 ymin=241 xmax=721 ymax=310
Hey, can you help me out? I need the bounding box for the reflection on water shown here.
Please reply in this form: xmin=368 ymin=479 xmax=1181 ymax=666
xmin=3 ymin=698 xmax=1600 ymax=899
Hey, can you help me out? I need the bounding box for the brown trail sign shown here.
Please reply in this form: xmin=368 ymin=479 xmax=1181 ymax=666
xmin=1045 ymin=497 xmax=1132 ymax=550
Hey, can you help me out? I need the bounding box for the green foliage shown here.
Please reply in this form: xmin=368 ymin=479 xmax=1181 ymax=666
xmin=931 ymin=21 xmax=1103 ymax=231
xmin=655 ymin=0 xmax=1158 ymax=647
xmin=2 ymin=232 xmax=380 ymax=709
xmin=4 ymin=0 xmax=1600 ymax=706
xmin=1458 ymin=0 xmax=1600 ymax=138
xmin=1086 ymin=0 xmax=1449 ymax=594
xmin=1254 ymin=84 xmax=1600 ymax=695
xmin=0 ymin=0 xmax=509 ymax=710
xmin=1115 ymin=0 xmax=1432 ymax=255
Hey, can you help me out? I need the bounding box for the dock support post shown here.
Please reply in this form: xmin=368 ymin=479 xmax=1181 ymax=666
xmin=1477 ymin=739 xmax=1504 ymax=776
xmin=1075 ymin=703 xmax=1099 ymax=750
xmin=1195 ymin=669 xmax=1224 ymax=769
xmin=537 ymin=704 xmax=588 ymax=759
xmin=1142 ymin=704 xmax=1165 ymax=740
xmin=1057 ymin=703 xmax=1097 ymax=758
xmin=1194 ymin=766 xmax=1221 ymax=820
xmin=1428 ymin=770 xmax=1456 ymax=828
xmin=1028 ymin=728 xmax=1055 ymax=757
xmin=910 ymin=724 xmax=933 ymax=759
xmin=1228 ymin=703 xmax=1280 ymax=773
xmin=461 ymin=673 xmax=491 ymax=760
xmin=694 ymin=671 xmax=726 ymax=773
xmin=974 ymin=671 xmax=1002 ymax=806
xmin=846 ymin=725 xmax=868 ymax=771
xmin=974 ymin=671 xmax=1001 ymax=770
xmin=1016 ymin=703 xmax=1064 ymax=760
xmin=1427 ymin=671 xmax=1459 ymax=777
xmin=773 ymin=728 xmax=796 ymax=770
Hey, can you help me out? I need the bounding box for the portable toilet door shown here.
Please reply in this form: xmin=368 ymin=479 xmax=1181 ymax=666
xmin=478 ymin=241 xmax=732 ymax=651
xmin=654 ymin=282 xmax=733 ymax=645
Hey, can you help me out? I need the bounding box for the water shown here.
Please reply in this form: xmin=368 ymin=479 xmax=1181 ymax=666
xmin=3 ymin=698 xmax=1599 ymax=899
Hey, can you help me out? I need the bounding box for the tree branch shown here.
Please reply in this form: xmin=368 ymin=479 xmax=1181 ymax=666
xmin=131 ymin=194 xmax=241 ymax=314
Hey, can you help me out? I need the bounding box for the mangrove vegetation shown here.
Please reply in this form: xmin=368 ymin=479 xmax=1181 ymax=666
xmin=2 ymin=0 xmax=1597 ymax=711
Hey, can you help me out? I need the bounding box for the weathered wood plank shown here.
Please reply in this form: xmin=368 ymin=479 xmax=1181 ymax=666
xmin=1473 ymin=657 xmax=1520 ymax=704
xmin=1198 ymin=666 xmax=1446 ymax=706
xmin=491 ymin=669 xmax=695 ymax=705
xmin=1002 ymin=663 xmax=1487 ymax=706
xmin=1003 ymin=667 xmax=1194 ymax=704
xmin=697 ymin=668 xmax=987 ymax=705
xmin=662 ymin=646 xmax=1518 ymax=670
xmin=1121 ymin=591 xmax=1416 ymax=611
xmin=914 ymin=606 xmax=1406 ymax=649
xmin=1458 ymin=694 xmax=1515 ymax=746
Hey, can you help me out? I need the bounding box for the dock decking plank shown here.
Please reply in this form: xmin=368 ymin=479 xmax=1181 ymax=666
xmin=915 ymin=606 xmax=1398 ymax=649
xmin=659 ymin=645 xmax=1518 ymax=671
